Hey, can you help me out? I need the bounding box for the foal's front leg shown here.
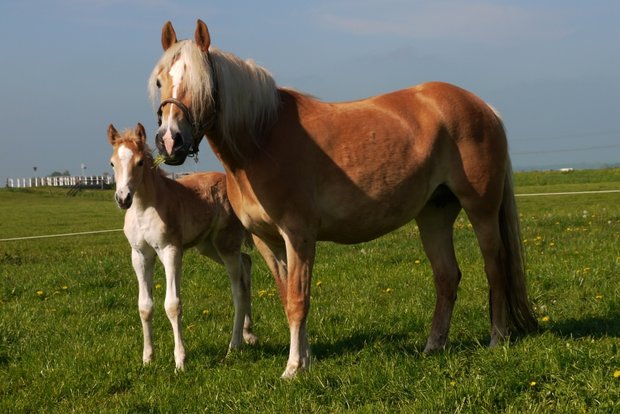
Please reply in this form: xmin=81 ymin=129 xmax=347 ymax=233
xmin=132 ymin=247 xmax=156 ymax=365
xmin=158 ymin=245 xmax=185 ymax=371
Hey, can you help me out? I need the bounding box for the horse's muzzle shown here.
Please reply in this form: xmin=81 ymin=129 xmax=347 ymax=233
xmin=155 ymin=130 xmax=191 ymax=166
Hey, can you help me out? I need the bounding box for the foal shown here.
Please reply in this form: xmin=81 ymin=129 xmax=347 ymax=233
xmin=108 ymin=122 xmax=256 ymax=370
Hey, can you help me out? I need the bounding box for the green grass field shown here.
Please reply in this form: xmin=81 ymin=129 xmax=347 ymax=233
xmin=1 ymin=169 xmax=619 ymax=413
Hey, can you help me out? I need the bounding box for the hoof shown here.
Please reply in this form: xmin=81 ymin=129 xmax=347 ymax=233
xmin=244 ymin=332 xmax=259 ymax=346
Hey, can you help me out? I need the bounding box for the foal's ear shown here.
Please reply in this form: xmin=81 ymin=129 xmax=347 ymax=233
xmin=161 ymin=21 xmax=178 ymax=51
xmin=134 ymin=123 xmax=147 ymax=143
xmin=194 ymin=19 xmax=211 ymax=52
xmin=107 ymin=124 xmax=119 ymax=145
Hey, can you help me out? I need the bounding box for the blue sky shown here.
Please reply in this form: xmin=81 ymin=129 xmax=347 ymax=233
xmin=1 ymin=0 xmax=619 ymax=185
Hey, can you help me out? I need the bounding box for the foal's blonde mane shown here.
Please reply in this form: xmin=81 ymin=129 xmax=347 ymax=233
xmin=149 ymin=40 xmax=280 ymax=155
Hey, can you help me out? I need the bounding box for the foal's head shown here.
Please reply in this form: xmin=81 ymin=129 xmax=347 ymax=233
xmin=108 ymin=123 xmax=151 ymax=209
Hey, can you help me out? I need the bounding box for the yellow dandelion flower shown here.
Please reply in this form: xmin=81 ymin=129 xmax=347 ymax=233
xmin=36 ymin=290 xmax=45 ymax=297
xmin=62 ymin=285 xmax=68 ymax=290
xmin=202 ymin=309 xmax=209 ymax=316
xmin=549 ymin=242 xmax=555 ymax=247
xmin=530 ymin=381 xmax=537 ymax=387
xmin=155 ymin=283 xmax=162 ymax=289
xmin=315 ymin=280 xmax=323 ymax=288
xmin=613 ymin=370 xmax=620 ymax=379
xmin=415 ymin=259 xmax=421 ymax=264
xmin=595 ymin=295 xmax=603 ymax=300
xmin=385 ymin=288 xmax=394 ymax=294
xmin=258 ymin=289 xmax=268 ymax=298
xmin=541 ymin=316 xmax=550 ymax=322
xmin=450 ymin=380 xmax=456 ymax=386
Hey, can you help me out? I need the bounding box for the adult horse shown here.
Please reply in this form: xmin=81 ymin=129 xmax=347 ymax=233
xmin=149 ymin=19 xmax=538 ymax=378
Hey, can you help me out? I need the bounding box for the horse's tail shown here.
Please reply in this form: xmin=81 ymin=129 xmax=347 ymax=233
xmin=499 ymin=161 xmax=539 ymax=334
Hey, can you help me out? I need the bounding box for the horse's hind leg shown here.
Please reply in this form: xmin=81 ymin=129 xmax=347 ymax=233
xmin=464 ymin=206 xmax=509 ymax=347
xmin=416 ymin=195 xmax=463 ymax=352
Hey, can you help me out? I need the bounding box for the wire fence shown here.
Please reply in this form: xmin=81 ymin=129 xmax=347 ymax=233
xmin=1 ymin=189 xmax=617 ymax=243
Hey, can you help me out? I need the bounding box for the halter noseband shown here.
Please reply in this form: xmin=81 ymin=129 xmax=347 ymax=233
xmin=156 ymin=52 xmax=220 ymax=158
xmin=156 ymin=98 xmax=205 ymax=157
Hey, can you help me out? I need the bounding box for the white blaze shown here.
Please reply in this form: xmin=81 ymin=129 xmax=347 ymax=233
xmin=116 ymin=144 xmax=134 ymax=189
xmin=162 ymin=57 xmax=186 ymax=155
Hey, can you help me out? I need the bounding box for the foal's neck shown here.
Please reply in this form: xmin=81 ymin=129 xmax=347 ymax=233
xmin=132 ymin=160 xmax=166 ymax=210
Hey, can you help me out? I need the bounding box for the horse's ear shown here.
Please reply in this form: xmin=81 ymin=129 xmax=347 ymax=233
xmin=161 ymin=21 xmax=178 ymax=51
xmin=107 ymin=124 xmax=119 ymax=145
xmin=135 ymin=123 xmax=147 ymax=143
xmin=194 ymin=19 xmax=211 ymax=52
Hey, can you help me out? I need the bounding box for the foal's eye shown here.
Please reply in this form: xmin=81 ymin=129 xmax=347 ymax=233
xmin=156 ymin=79 xmax=161 ymax=88
xmin=137 ymin=160 xmax=144 ymax=167
xmin=110 ymin=161 xmax=114 ymax=167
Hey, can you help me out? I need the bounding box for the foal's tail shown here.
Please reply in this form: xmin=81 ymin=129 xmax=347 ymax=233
xmin=500 ymin=162 xmax=539 ymax=334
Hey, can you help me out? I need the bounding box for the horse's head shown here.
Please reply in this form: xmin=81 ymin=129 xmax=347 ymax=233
xmin=108 ymin=123 xmax=149 ymax=209
xmin=149 ymin=19 xmax=218 ymax=166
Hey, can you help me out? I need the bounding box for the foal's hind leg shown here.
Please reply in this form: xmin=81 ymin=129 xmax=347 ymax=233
xmin=240 ymin=253 xmax=258 ymax=345
xmin=220 ymin=251 xmax=257 ymax=351
xmin=416 ymin=197 xmax=462 ymax=352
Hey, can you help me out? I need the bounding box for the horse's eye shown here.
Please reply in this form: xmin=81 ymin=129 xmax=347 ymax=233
xmin=137 ymin=160 xmax=144 ymax=167
xmin=110 ymin=161 xmax=114 ymax=167
xmin=156 ymin=79 xmax=161 ymax=88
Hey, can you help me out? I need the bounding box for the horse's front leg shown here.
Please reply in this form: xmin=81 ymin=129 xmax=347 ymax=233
xmin=131 ymin=247 xmax=156 ymax=365
xmin=159 ymin=245 xmax=185 ymax=371
xmin=252 ymin=235 xmax=288 ymax=306
xmin=281 ymin=233 xmax=316 ymax=379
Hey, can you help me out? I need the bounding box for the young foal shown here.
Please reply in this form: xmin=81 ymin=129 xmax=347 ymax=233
xmin=108 ymin=122 xmax=256 ymax=370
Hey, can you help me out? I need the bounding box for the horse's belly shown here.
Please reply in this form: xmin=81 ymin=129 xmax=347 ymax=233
xmin=316 ymin=188 xmax=426 ymax=244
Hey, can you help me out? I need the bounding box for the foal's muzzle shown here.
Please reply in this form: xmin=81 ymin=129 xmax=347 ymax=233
xmin=115 ymin=192 xmax=133 ymax=210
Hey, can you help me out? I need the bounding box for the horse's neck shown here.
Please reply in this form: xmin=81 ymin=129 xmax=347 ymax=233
xmin=205 ymin=89 xmax=297 ymax=170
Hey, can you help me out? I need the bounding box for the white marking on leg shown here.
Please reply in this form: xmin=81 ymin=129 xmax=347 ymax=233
xmin=160 ymin=246 xmax=185 ymax=371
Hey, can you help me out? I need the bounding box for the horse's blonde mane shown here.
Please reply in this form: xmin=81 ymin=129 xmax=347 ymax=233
xmin=149 ymin=40 xmax=280 ymax=156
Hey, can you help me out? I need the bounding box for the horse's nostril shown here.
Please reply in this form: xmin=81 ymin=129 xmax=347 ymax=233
xmin=174 ymin=132 xmax=183 ymax=147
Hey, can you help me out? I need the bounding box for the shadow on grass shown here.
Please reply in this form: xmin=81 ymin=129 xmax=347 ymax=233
xmin=546 ymin=310 xmax=620 ymax=339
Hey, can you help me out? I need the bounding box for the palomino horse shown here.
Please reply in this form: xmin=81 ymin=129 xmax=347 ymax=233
xmin=149 ymin=20 xmax=538 ymax=378
xmin=108 ymin=122 xmax=257 ymax=370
